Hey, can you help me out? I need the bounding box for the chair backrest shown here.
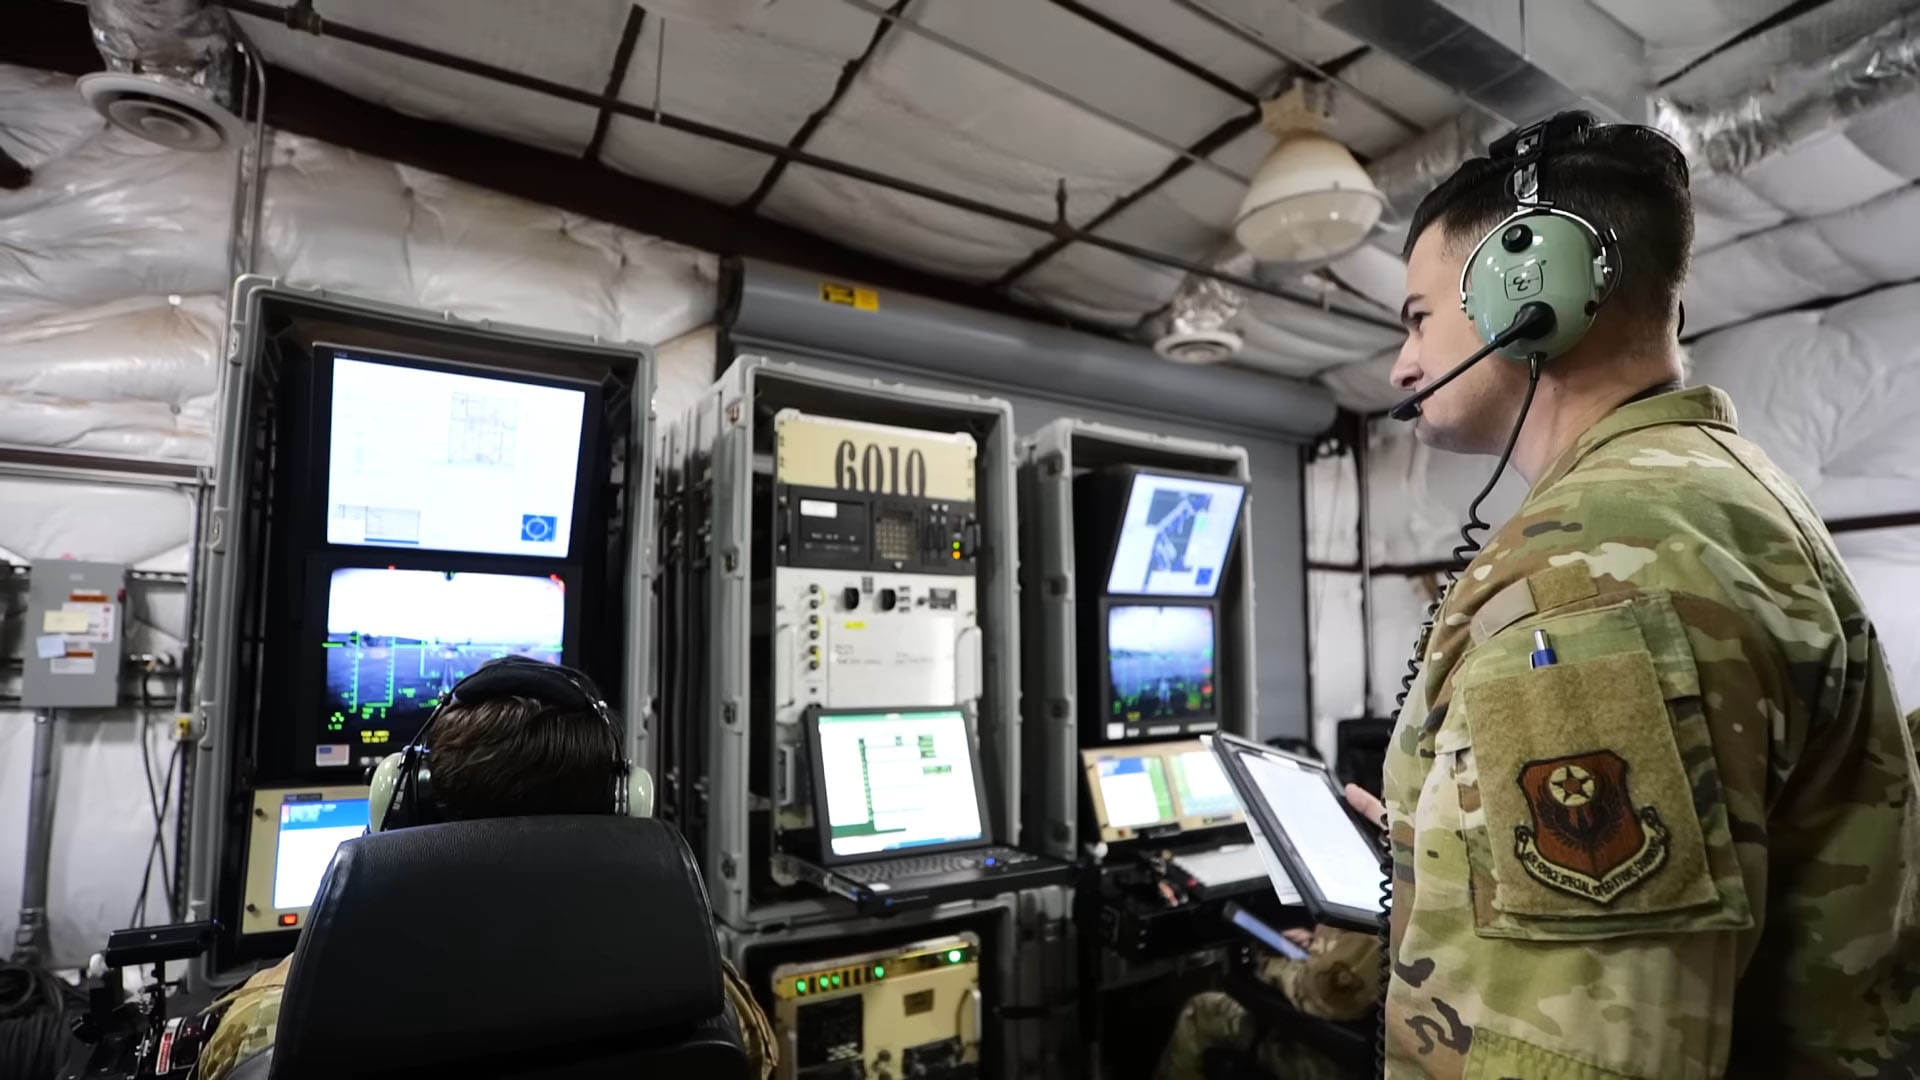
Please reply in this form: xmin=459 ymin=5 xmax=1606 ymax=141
xmin=269 ymin=815 xmax=750 ymax=1079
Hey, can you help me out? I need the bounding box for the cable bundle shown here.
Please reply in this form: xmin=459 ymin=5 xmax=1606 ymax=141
xmin=0 ymin=958 xmax=85 ymax=1080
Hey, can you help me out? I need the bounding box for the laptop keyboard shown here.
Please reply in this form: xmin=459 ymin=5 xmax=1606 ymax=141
xmin=837 ymin=847 xmax=1037 ymax=884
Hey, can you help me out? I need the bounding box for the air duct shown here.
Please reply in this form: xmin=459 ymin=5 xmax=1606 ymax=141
xmin=1365 ymin=109 xmax=1510 ymax=226
xmin=1361 ymin=4 xmax=1920 ymax=202
xmin=79 ymin=0 xmax=243 ymax=152
xmin=1652 ymin=9 xmax=1920 ymax=175
xmin=726 ymin=258 xmax=1335 ymax=439
xmin=1150 ymin=5 xmax=1920 ymax=371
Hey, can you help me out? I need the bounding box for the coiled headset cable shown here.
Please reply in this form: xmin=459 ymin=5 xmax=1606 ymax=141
xmin=1376 ymin=354 xmax=1542 ymax=1077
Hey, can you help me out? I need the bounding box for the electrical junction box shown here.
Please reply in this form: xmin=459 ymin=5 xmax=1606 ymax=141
xmin=21 ymin=559 xmax=128 ymax=709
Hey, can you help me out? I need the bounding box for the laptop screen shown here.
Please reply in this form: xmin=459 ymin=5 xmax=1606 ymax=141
xmin=815 ymin=709 xmax=986 ymax=860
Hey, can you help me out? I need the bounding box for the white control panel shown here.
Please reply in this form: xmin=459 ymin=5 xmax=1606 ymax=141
xmin=772 ymin=566 xmax=981 ymax=812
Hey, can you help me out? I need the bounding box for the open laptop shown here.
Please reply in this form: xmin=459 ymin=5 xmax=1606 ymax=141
xmin=806 ymin=707 xmax=1061 ymax=897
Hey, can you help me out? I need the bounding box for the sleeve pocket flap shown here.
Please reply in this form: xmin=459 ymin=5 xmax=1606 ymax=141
xmin=1459 ymin=650 xmax=1718 ymax=918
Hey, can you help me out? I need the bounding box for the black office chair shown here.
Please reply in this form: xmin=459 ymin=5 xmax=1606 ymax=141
xmin=234 ymin=815 xmax=752 ymax=1080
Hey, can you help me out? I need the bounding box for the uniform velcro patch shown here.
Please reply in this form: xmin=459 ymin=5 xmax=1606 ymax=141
xmin=1458 ymin=649 xmax=1718 ymax=918
xmin=1514 ymin=751 xmax=1670 ymax=904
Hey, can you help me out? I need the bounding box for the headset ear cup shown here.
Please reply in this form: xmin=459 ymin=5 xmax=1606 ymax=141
xmin=1461 ymin=209 xmax=1611 ymax=362
xmin=368 ymin=752 xmax=407 ymax=833
xmin=626 ymin=765 xmax=655 ymax=818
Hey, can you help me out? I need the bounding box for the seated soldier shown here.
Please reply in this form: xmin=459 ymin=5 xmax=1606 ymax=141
xmin=1154 ymin=924 xmax=1380 ymax=1080
xmin=194 ymin=658 xmax=777 ymax=1080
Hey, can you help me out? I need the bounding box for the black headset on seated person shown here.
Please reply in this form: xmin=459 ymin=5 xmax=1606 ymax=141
xmin=366 ymin=655 xmax=652 ymax=832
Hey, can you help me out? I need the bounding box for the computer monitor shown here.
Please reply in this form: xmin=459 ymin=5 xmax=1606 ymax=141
xmin=1105 ymin=603 xmax=1216 ymax=726
xmin=319 ymin=566 xmax=564 ymax=768
xmin=323 ymin=348 xmax=588 ymax=558
xmin=1104 ymin=470 xmax=1245 ymax=597
xmin=1081 ymin=747 xmax=1178 ymax=842
xmin=808 ymin=708 xmax=991 ymax=864
xmin=1167 ymin=741 xmax=1243 ymax=827
xmin=240 ymin=785 xmax=370 ymax=936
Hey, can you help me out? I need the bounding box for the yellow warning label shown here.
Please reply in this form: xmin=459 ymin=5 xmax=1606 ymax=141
xmin=820 ymin=281 xmax=879 ymax=312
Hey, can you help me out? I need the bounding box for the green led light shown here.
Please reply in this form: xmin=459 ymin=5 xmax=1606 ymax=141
xmin=830 ymin=975 xmax=841 ymax=988
xmin=796 ymin=979 xmax=808 ymax=994
xmin=948 ymin=949 xmax=963 ymax=963
xmin=872 ymin=965 xmax=885 ymax=978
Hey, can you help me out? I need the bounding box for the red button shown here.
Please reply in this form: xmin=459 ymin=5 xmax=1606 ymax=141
xmin=279 ymin=914 xmax=298 ymax=927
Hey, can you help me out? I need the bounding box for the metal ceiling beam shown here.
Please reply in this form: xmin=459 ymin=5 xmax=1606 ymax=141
xmin=738 ymin=0 xmax=911 ymax=214
xmin=582 ymin=5 xmax=645 ymax=165
xmin=2 ymin=0 xmax=1101 ymax=335
xmin=1172 ymin=0 xmax=1424 ymax=134
xmin=1046 ymin=0 xmax=1261 ymax=109
xmin=833 ymin=0 xmax=1252 ymax=184
xmin=1657 ymin=0 xmax=1846 ymax=87
xmin=195 ymin=0 xmax=1392 ymax=324
xmin=988 ymin=105 xmax=1264 ymax=290
xmin=988 ymin=37 xmax=1383 ymax=314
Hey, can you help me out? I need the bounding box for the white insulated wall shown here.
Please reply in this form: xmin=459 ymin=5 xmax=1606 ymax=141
xmin=1310 ymin=286 xmax=1920 ymax=741
xmin=0 ymin=64 xmax=721 ymax=964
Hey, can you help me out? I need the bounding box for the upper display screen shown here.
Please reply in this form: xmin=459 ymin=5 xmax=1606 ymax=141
xmin=326 ymin=354 xmax=586 ymax=557
xmin=1104 ymin=472 xmax=1245 ymax=597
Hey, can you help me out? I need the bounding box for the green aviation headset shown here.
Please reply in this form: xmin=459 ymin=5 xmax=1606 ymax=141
xmin=1389 ymin=113 xmax=1623 ymax=421
xmin=367 ymin=655 xmax=654 ymax=832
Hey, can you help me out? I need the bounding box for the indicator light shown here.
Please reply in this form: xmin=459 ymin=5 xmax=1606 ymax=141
xmin=278 ymin=914 xmax=298 ymax=927
xmin=947 ymin=949 xmax=963 ymax=963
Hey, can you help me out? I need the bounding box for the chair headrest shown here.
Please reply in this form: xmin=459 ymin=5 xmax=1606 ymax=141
xmin=273 ymin=816 xmax=725 ymax=1078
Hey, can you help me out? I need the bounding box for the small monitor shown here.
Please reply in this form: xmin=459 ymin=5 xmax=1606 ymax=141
xmin=1106 ymin=604 xmax=1215 ymax=723
xmin=1105 ymin=471 xmax=1245 ymax=597
xmin=324 ymin=351 xmax=587 ymax=558
xmin=1082 ymin=748 xmax=1178 ymax=842
xmin=810 ymin=709 xmax=989 ymax=863
xmin=241 ymin=786 xmax=370 ymax=936
xmin=1166 ymin=741 xmax=1244 ymax=826
xmin=321 ymin=567 xmax=564 ymax=767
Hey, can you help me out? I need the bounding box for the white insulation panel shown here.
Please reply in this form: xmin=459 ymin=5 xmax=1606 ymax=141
xmin=1311 ymin=283 xmax=1920 ymax=734
xmin=0 ymin=64 xmax=720 ymax=964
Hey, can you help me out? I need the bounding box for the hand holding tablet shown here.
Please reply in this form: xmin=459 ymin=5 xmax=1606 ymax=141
xmin=1205 ymin=733 xmax=1388 ymax=933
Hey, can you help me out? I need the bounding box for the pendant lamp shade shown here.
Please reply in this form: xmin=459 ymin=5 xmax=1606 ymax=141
xmin=1233 ymin=131 xmax=1385 ymax=264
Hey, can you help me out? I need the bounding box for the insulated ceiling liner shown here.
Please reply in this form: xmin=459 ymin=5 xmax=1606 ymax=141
xmin=724 ymin=257 xmax=1336 ymax=439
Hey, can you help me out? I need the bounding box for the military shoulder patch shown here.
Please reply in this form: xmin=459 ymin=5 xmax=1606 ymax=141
xmin=1513 ymin=750 xmax=1669 ymax=904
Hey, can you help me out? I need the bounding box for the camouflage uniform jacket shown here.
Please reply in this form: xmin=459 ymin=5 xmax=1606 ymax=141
xmin=194 ymin=956 xmax=777 ymax=1079
xmin=1382 ymin=385 xmax=1920 ymax=1079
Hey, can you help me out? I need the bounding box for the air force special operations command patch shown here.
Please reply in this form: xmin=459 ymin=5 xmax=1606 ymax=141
xmin=1514 ymin=750 xmax=1670 ymax=903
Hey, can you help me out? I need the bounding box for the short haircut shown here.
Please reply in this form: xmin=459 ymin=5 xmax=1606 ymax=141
xmin=425 ymin=693 xmax=620 ymax=821
xmin=1405 ymin=111 xmax=1693 ymax=323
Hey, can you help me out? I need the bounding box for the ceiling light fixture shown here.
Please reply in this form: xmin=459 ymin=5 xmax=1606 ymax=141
xmin=1233 ymin=84 xmax=1384 ymax=265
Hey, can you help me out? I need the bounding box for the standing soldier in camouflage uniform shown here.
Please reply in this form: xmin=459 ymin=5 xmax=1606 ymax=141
xmin=1359 ymin=110 xmax=1920 ymax=1077
xmin=1154 ymin=924 xmax=1380 ymax=1080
